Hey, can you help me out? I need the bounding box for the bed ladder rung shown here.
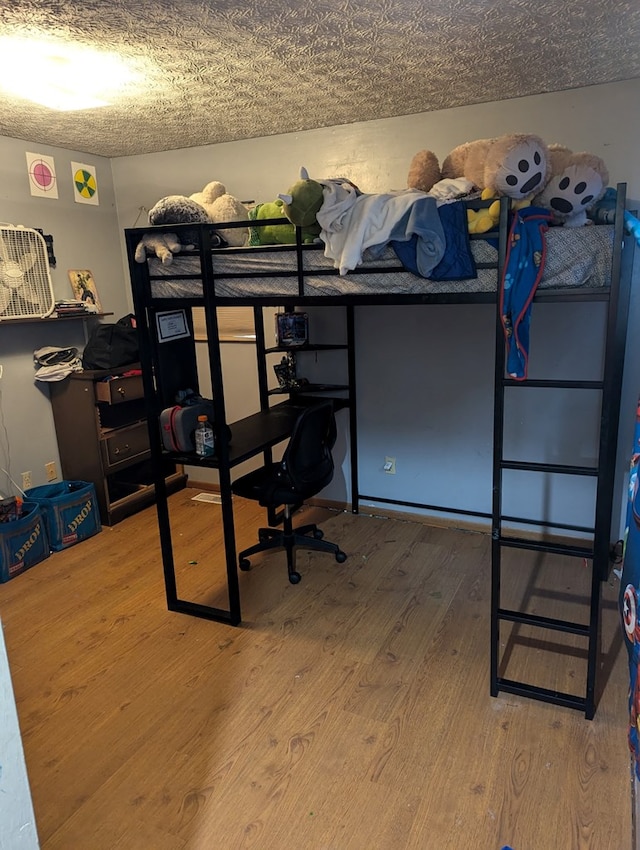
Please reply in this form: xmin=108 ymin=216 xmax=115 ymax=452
xmin=497 ymin=535 xmax=593 ymax=559
xmin=493 ymin=678 xmax=589 ymax=716
xmin=497 ymin=607 xmax=589 ymax=636
xmin=500 ymin=460 xmax=598 ymax=476
xmin=503 ymin=378 xmax=604 ymax=390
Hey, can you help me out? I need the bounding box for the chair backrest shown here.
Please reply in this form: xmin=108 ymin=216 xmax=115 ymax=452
xmin=281 ymin=402 xmax=337 ymax=498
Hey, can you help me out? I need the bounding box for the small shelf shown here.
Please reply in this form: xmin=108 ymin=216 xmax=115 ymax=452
xmin=268 ymin=383 xmax=349 ymax=395
xmin=264 ymin=343 xmax=348 ymax=354
xmin=0 ymin=312 xmax=113 ymax=325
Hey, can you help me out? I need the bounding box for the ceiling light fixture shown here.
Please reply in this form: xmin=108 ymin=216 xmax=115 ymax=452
xmin=0 ymin=36 xmax=141 ymax=111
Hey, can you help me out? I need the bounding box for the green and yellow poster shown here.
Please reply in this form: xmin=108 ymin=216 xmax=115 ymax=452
xmin=71 ymin=161 xmax=99 ymax=206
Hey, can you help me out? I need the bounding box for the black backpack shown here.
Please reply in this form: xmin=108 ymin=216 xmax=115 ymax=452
xmin=82 ymin=314 xmax=139 ymax=370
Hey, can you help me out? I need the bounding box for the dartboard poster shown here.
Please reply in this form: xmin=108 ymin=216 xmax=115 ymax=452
xmin=71 ymin=161 xmax=99 ymax=206
xmin=26 ymin=152 xmax=58 ymax=198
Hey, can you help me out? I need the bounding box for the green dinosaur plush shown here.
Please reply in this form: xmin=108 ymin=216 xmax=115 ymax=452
xmin=248 ymin=199 xmax=296 ymax=245
xmin=278 ymin=167 xmax=323 ymax=241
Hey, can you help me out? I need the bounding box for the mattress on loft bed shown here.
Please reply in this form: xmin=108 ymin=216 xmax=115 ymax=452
xmin=147 ymin=224 xmax=615 ymax=300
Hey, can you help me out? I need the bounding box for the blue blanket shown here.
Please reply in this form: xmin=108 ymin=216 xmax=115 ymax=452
xmin=390 ymin=200 xmax=477 ymax=281
xmin=500 ymin=207 xmax=552 ymax=380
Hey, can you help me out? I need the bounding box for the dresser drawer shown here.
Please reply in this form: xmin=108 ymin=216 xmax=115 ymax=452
xmin=101 ymin=422 xmax=150 ymax=469
xmin=95 ymin=374 xmax=144 ymax=405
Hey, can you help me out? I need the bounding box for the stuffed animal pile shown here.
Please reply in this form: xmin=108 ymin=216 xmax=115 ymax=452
xmin=134 ymin=180 xmax=248 ymax=264
xmin=407 ymin=133 xmax=610 ymax=230
xmin=135 ymin=136 xmax=611 ymax=267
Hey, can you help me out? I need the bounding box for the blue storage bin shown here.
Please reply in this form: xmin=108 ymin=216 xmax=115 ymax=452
xmin=25 ymin=481 xmax=101 ymax=551
xmin=0 ymin=501 xmax=50 ymax=583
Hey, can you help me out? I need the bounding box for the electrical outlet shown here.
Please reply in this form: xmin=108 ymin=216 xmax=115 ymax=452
xmin=45 ymin=461 xmax=57 ymax=482
xmin=384 ymin=456 xmax=396 ymax=474
xmin=21 ymin=471 xmax=32 ymax=491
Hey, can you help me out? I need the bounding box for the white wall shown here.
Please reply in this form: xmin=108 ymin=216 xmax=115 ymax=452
xmin=0 ymin=621 xmax=39 ymax=850
xmin=111 ymin=79 xmax=640 ymax=534
xmin=0 ymin=136 xmax=128 ymax=494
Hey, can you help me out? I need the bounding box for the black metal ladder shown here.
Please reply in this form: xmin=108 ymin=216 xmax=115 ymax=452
xmin=490 ymin=184 xmax=634 ymax=719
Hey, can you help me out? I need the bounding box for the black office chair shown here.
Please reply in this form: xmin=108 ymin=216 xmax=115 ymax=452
xmin=231 ymin=402 xmax=347 ymax=584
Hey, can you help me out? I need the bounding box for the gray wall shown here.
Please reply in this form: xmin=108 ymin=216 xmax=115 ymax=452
xmin=0 ymin=136 xmax=127 ymax=494
xmin=112 ymin=78 xmax=640 ymax=534
xmin=0 ymin=79 xmax=637 ymax=530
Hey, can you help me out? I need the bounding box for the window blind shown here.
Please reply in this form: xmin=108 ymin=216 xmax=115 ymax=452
xmin=193 ymin=307 xmax=256 ymax=342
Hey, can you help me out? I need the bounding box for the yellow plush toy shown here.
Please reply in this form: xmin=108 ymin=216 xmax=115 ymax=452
xmin=467 ymin=189 xmax=531 ymax=234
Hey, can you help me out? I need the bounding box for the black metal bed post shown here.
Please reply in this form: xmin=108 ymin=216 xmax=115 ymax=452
xmin=490 ymin=197 xmax=510 ymax=697
xmin=200 ymin=227 xmax=241 ymax=625
xmin=254 ymin=303 xmax=280 ymax=528
xmin=346 ymin=305 xmax=359 ymax=514
xmin=126 ymin=234 xmax=179 ymax=611
xmin=586 ymin=184 xmax=634 ymax=716
xmin=593 ymin=184 xmax=634 ymax=579
xmin=254 ymin=304 xmax=269 ymax=409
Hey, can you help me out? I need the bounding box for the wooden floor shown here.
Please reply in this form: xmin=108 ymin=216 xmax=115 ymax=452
xmin=0 ymin=488 xmax=632 ymax=850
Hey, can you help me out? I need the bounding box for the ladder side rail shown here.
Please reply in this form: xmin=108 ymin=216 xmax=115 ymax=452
xmin=490 ymin=197 xmax=511 ymax=694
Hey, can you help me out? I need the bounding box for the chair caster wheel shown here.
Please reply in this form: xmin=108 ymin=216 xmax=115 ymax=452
xmin=313 ymin=528 xmax=324 ymax=539
xmin=335 ymin=551 xmax=347 ymax=564
xmin=289 ymin=571 xmax=302 ymax=584
xmin=239 ymin=558 xmax=251 ymax=571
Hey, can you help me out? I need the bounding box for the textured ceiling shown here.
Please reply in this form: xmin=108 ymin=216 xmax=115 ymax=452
xmin=0 ymin=0 xmax=639 ymax=159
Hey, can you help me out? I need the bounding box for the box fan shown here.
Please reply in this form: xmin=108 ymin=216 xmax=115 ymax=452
xmin=0 ymin=224 xmax=55 ymax=320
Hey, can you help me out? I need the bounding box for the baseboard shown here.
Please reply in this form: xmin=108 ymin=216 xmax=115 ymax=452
xmin=185 ymin=483 xmax=594 ymax=546
xmin=353 ymin=502 xmax=489 ymax=535
xmin=185 ymin=480 xmax=220 ymax=494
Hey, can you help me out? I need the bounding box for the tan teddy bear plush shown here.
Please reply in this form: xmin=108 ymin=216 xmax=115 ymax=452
xmin=407 ymin=133 xmax=552 ymax=233
xmin=533 ymin=144 xmax=609 ymax=227
xmin=406 ymin=150 xmax=443 ymax=194
xmin=440 ymin=133 xmax=551 ymax=201
xmin=408 ymin=133 xmax=551 ymax=202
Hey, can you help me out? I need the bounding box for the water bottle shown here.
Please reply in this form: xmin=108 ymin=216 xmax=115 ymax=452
xmin=194 ymin=415 xmax=215 ymax=457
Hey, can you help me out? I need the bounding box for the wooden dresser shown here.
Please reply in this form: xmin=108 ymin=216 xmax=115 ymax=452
xmin=49 ymin=365 xmax=186 ymax=525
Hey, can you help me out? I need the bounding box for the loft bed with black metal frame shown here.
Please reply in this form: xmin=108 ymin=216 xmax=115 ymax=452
xmin=124 ymin=185 xmax=636 ymax=719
